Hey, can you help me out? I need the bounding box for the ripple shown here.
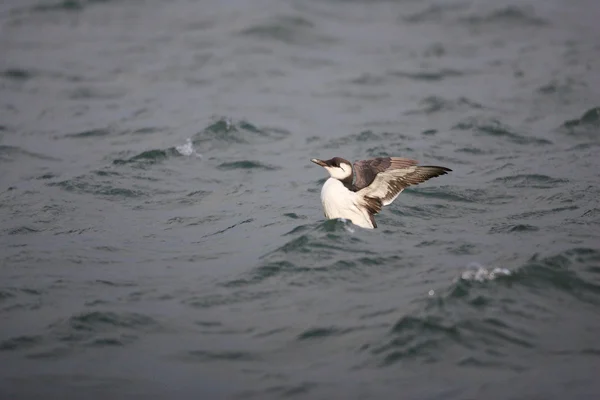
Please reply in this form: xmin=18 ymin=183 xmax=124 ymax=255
xmin=217 ymin=160 xmax=280 ymax=171
xmin=65 ymin=128 xmax=111 ymax=139
xmin=93 ymin=279 xmax=137 ymax=288
xmin=517 ymin=248 xmax=600 ymax=303
xmin=223 ymin=220 xmax=379 ymax=287
xmin=2 ymin=68 xmax=34 ymax=81
xmin=489 ymin=224 xmax=539 ymax=234
xmin=296 ymin=326 xmax=354 ymax=341
xmin=184 ymin=290 xmax=275 ymax=309
xmin=369 ymin=248 xmax=600 ymax=367
xmin=68 ymin=86 xmax=126 ymax=100
xmin=390 ymin=69 xmax=466 ymax=82
xmin=32 ymin=0 xmax=90 ymax=12
xmin=240 ymin=382 xmax=318 ymax=399
xmin=392 ymin=202 xmax=481 ymax=220
xmin=401 ymin=3 xmax=468 ymax=24
xmin=113 ymin=148 xmax=181 ymax=166
xmin=263 ymin=221 xmax=367 ymax=258
xmin=223 ymin=261 xmax=297 ymax=288
xmin=239 ymin=15 xmax=334 ymax=46
xmin=454 ymin=147 xmax=494 ymax=155
xmin=348 ymin=73 xmax=386 ymax=86
xmin=0 ymin=145 xmax=60 ymax=163
xmin=459 ymin=6 xmax=549 ymax=28
xmin=8 ymin=226 xmax=40 ymax=235
xmin=453 ymin=118 xmax=552 ymax=145
xmin=405 ymin=96 xmax=483 ymax=115
xmin=56 ymin=311 xmax=160 ymax=332
xmin=0 ymin=335 xmax=43 ymax=351
xmin=508 ymin=206 xmax=578 ymax=220
xmin=36 ymin=173 xmax=58 ymax=180
xmin=49 ymin=174 xmax=147 ymax=198
xmin=192 ymin=117 xmax=290 ymax=150
xmin=449 ymin=248 xmax=600 ymax=302
xmin=560 ymin=107 xmax=600 ymax=138
xmin=373 ymin=315 xmax=460 ymax=365
xmin=8 ymin=311 xmax=163 ymax=358
xmin=407 ymin=186 xmax=513 ymax=205
xmin=283 ymin=212 xmax=305 ymax=220
xmin=349 ymin=69 xmax=468 ymax=87
xmin=536 ymin=78 xmax=583 ymax=98
xmin=321 ymin=130 xmax=408 ymax=149
xmin=493 ymin=174 xmax=567 ymax=189
xmin=0 ymin=290 xmax=16 ymax=302
xmin=39 ymin=311 xmax=162 ymax=354
xmin=181 ymin=350 xmax=259 ymax=362
xmin=202 ymin=218 xmax=254 ymax=238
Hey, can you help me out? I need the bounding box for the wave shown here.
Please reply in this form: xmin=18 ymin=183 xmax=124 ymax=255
xmin=453 ymin=117 xmax=553 ymax=145
xmin=560 ymin=107 xmax=600 ymax=138
xmin=459 ymin=6 xmax=548 ymax=28
xmin=222 ymin=219 xmax=387 ymax=287
xmin=32 ymin=0 xmax=112 ymax=13
xmin=401 ymin=5 xmax=547 ymax=28
xmin=1 ymin=311 xmax=163 ymax=359
xmin=49 ymin=173 xmax=147 ymax=198
xmin=113 ymin=148 xmax=180 ymax=166
xmin=217 ymin=161 xmax=280 ymax=171
xmin=0 ymin=145 xmax=60 ymax=163
xmin=2 ymin=68 xmax=34 ymax=81
xmin=239 ymin=15 xmax=335 ymax=46
xmin=369 ymin=248 xmax=600 ymax=367
xmin=349 ymin=69 xmax=470 ymax=88
xmin=402 ymin=3 xmax=467 ymax=24
xmin=192 ymin=117 xmax=290 ymax=149
xmin=110 ymin=118 xmax=287 ymax=167
xmin=405 ymin=96 xmax=484 ymax=115
xmin=492 ymin=174 xmax=567 ymax=189
xmin=65 ymin=128 xmax=112 ymax=138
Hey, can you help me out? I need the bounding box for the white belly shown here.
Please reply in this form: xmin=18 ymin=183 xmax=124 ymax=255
xmin=320 ymin=178 xmax=374 ymax=229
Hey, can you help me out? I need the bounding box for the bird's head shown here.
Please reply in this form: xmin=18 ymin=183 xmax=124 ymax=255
xmin=311 ymin=157 xmax=353 ymax=180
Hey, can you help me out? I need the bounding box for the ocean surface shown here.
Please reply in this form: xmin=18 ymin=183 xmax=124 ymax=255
xmin=1 ymin=0 xmax=600 ymax=398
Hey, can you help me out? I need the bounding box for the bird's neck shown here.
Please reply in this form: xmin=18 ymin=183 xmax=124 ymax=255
xmin=340 ymin=174 xmax=354 ymax=191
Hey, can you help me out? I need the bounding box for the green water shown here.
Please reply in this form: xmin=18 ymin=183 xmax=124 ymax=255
xmin=1 ymin=0 xmax=600 ymax=398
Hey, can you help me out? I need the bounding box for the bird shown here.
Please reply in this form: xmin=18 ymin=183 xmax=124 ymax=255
xmin=311 ymin=156 xmax=451 ymax=229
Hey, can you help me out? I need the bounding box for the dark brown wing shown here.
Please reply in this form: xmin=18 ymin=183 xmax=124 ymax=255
xmin=357 ymin=165 xmax=451 ymax=206
xmin=352 ymin=157 xmax=418 ymax=191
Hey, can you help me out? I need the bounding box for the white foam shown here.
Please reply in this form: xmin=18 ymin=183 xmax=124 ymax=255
xmin=459 ymin=262 xmax=511 ymax=282
xmin=176 ymin=138 xmax=201 ymax=158
xmin=339 ymin=218 xmax=355 ymax=233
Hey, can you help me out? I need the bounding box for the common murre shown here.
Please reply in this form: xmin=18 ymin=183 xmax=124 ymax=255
xmin=311 ymin=156 xmax=451 ymax=229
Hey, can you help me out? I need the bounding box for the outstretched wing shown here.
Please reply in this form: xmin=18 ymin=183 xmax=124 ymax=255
xmin=357 ymin=165 xmax=451 ymax=206
xmin=353 ymin=157 xmax=418 ymax=191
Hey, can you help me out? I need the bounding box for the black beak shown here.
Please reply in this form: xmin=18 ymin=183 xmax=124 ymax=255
xmin=311 ymin=158 xmax=328 ymax=167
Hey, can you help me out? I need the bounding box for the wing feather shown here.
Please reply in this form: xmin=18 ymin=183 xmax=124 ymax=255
xmin=353 ymin=157 xmax=418 ymax=191
xmin=357 ymin=165 xmax=451 ymax=206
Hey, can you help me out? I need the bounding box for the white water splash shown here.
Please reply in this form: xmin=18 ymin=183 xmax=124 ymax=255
xmin=175 ymin=138 xmax=201 ymax=158
xmin=459 ymin=262 xmax=511 ymax=282
xmin=340 ymin=218 xmax=355 ymax=233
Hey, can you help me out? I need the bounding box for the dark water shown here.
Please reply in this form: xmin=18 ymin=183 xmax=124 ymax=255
xmin=1 ymin=0 xmax=600 ymax=398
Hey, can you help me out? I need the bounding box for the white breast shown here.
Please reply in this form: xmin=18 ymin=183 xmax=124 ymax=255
xmin=320 ymin=178 xmax=374 ymax=229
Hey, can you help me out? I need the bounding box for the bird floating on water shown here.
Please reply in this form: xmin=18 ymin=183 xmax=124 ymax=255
xmin=311 ymin=156 xmax=451 ymax=229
